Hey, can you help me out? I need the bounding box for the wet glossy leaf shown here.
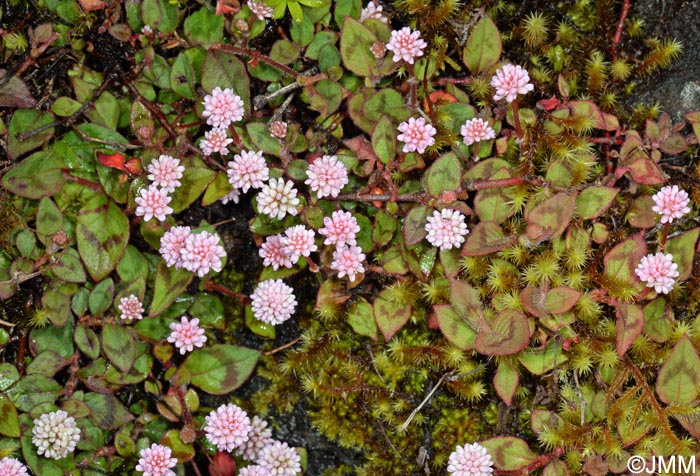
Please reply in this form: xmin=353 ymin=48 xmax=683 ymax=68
xmin=202 ymin=50 xmax=251 ymax=111
xmin=373 ymin=210 xmax=397 ymax=247
xmin=575 ymin=186 xmax=619 ymax=220
xmin=347 ymin=298 xmax=377 ymax=340
xmin=616 ymin=303 xmax=644 ymax=357
xmin=494 ymin=361 xmax=519 ymax=405
xmin=463 ymin=15 xmax=501 ymax=74
xmin=475 ymin=309 xmax=530 ymax=356
xmin=162 ymin=429 xmax=196 ymax=461
xmin=102 ymin=324 xmax=136 ymax=373
xmin=170 ymin=53 xmax=196 ymax=100
xmin=434 ymin=304 xmax=476 ymax=350
xmin=150 ymin=261 xmax=193 ymax=317
xmin=247 ymin=123 xmax=282 ymax=156
xmin=481 ymin=436 xmax=537 ymax=471
xmin=340 ymin=17 xmax=377 ymax=77
xmin=75 ymin=324 xmax=101 ymax=359
xmin=423 ymin=152 xmax=462 ymax=196
xmin=85 ymin=393 xmax=134 ymax=430
xmin=184 ymin=344 xmax=260 ymax=395
xmin=0 ymin=364 xmax=20 ymax=391
xmin=89 ymin=278 xmax=114 ymax=316
xmin=202 ymin=172 xmax=234 ymax=205
xmin=371 ymin=116 xmax=396 ymax=164
xmin=2 ymin=150 xmax=65 ymax=199
xmin=656 ymin=334 xmax=700 ymax=405
xmin=665 ymin=227 xmax=698 ymax=281
xmin=7 ymin=109 xmax=54 ymax=160
xmin=86 ymin=92 xmax=119 ymax=130
xmin=7 ymin=375 xmax=61 ymax=412
xmin=169 ymin=158 xmax=216 ymax=213
xmin=374 ymin=288 xmax=412 ymax=341
xmin=0 ymin=394 xmax=20 ymax=437
xmin=142 ymin=0 xmax=179 ymax=33
xmin=184 ymin=8 xmax=223 ymax=44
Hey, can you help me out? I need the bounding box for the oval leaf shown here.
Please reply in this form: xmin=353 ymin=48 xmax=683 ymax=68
xmin=434 ymin=304 xmax=476 ymax=350
xmin=373 ymin=288 xmax=412 ymax=341
xmin=184 ymin=344 xmax=260 ymax=395
xmin=463 ymin=15 xmax=502 ymax=74
xmin=615 ymin=303 xmax=644 ymax=357
xmin=656 ymin=334 xmax=700 ymax=405
xmin=475 ymin=309 xmax=530 ymax=356
xmin=481 ymin=436 xmax=537 ymax=471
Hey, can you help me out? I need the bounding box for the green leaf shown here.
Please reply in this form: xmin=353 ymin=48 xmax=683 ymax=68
xmin=494 ymin=361 xmax=519 ymax=406
xmin=602 ymin=233 xmax=647 ymax=295
xmin=373 ymin=210 xmax=397 ymax=247
xmin=169 ymin=158 xmax=216 ymax=213
xmin=150 ymin=261 xmax=193 ymax=317
xmin=545 ymin=287 xmax=581 ymax=314
xmin=403 ymin=205 xmax=430 ymax=246
xmin=271 ymin=39 xmax=301 ymax=64
xmin=162 ymin=429 xmax=195 ymax=461
xmin=423 ymin=152 xmax=462 ymax=196
xmin=102 ymin=324 xmax=136 ymax=373
xmin=373 ymin=288 xmax=412 ymax=341
xmin=449 ymin=279 xmax=485 ymax=329
xmin=308 ymin=79 xmax=343 ymax=118
xmin=142 ymin=0 xmax=179 ymax=33
xmin=340 ymin=17 xmax=377 ymax=77
xmin=371 ymin=116 xmax=396 ymax=164
xmin=616 ymin=303 xmax=644 ymax=357
xmin=7 ymin=375 xmax=61 ymax=412
xmin=41 ymin=288 xmax=72 ymax=326
xmin=26 ymin=350 xmax=67 ymax=377
xmin=76 ymin=195 xmax=129 ymax=281
xmin=656 ymin=334 xmax=700 ymax=405
xmin=86 ymin=92 xmax=120 ymax=130
xmin=462 ymin=15 xmax=502 ymax=74
xmin=202 ymin=172 xmax=234 ymax=206
xmin=2 ymin=150 xmax=65 ymax=199
xmin=0 ymin=394 xmax=20 ymax=437
xmin=89 ymin=278 xmax=114 ymax=316
xmin=117 ymin=245 xmax=150 ymax=283
xmin=473 ymin=167 xmax=515 ymax=223
xmin=170 ymin=52 xmax=196 ymax=100
xmin=347 ymin=298 xmax=377 ymax=340
xmin=475 ymin=309 xmax=530 ymax=356
xmin=434 ymin=304 xmax=476 ymax=350
xmin=481 ymin=436 xmax=537 ymax=471
xmin=201 ymin=50 xmax=251 ymax=111
xmin=183 ymin=344 xmax=260 ymax=395
xmin=462 ymin=221 xmax=515 ymax=256
xmin=575 ymin=186 xmax=619 ymax=220
xmin=184 ymin=8 xmax=223 ymax=44
xmin=50 ymin=248 xmax=87 ymax=284
xmin=525 ymin=192 xmax=577 ymax=242
xmin=0 ymin=363 xmax=20 ymax=391
xmin=75 ymin=324 xmax=101 ymax=359
xmin=36 ymin=197 xmax=64 ymax=244
xmin=84 ymin=393 xmax=134 ymax=430
xmin=52 ymin=97 xmax=82 ymax=116
xmin=7 ymin=109 xmax=54 ymax=160
xmin=665 ymin=228 xmax=699 ymax=281
xmin=643 ymin=298 xmax=672 ymax=343
xmin=247 ymin=123 xmax=282 ymax=156
xmin=518 ymin=340 xmax=567 ymax=375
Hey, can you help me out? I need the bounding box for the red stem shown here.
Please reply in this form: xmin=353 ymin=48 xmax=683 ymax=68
xmin=612 ymin=0 xmax=632 ymax=61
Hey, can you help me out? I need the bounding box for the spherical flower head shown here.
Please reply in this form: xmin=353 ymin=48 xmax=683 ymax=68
xmin=257 ymin=441 xmax=301 ymax=476
xmin=239 ymin=466 xmax=268 ymax=476
xmin=260 ymin=234 xmax=294 ymax=270
xmin=220 ymin=189 xmax=241 ymax=205
xmin=119 ymin=294 xmax=145 ymax=320
xmin=135 ymin=443 xmax=178 ymax=476
xmin=386 ymin=27 xmax=427 ymax=64
xmin=201 ymin=128 xmax=234 ymax=156
xmin=460 ymin=118 xmax=496 ymax=146
xmin=360 ymin=1 xmax=388 ymax=24
xmin=635 ymin=252 xmax=680 ymax=294
xmin=305 ymin=155 xmax=349 ymax=199
xmin=181 ymin=231 xmax=226 ymax=277
xmin=202 ymin=87 xmax=245 ymax=128
xmin=135 ymin=184 xmax=173 ymax=222
xmin=425 ymin=209 xmax=470 ymax=250
xmin=227 ymin=150 xmax=269 ymax=193
xmin=491 ymin=64 xmax=534 ymax=103
xmin=281 ymin=225 xmax=318 ymax=263
xmin=397 ymin=117 xmax=437 ymax=154
xmin=447 ymin=443 xmax=494 ymax=476
xmin=147 ymin=154 xmax=185 ymax=192
xmin=331 ymin=245 xmax=366 ymax=282
xmin=251 ymin=279 xmax=297 ymax=325
xmin=248 ymin=0 xmax=273 ymax=20
xmin=269 ymin=120 xmax=288 ymax=139
xmin=167 ymin=316 xmax=207 ymax=354
xmin=652 ymin=185 xmax=691 ymax=224
xmin=235 ymin=415 xmax=274 ymax=462
xmin=204 ymin=403 xmax=252 ymax=452
xmin=32 ymin=410 xmax=81 ymax=459
xmin=257 ymin=178 xmax=300 ymax=220
xmin=0 ymin=457 xmax=28 ymax=476
xmin=319 ymin=210 xmax=360 ymax=247
xmin=160 ymin=226 xmax=192 ymax=268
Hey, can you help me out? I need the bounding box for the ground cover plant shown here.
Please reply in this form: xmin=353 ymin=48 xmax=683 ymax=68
xmin=1 ymin=0 xmax=700 ymax=475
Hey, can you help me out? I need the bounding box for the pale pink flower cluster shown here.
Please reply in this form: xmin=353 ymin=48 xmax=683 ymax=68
xmin=259 ymin=234 xmax=294 ymax=270
xmin=135 ymin=443 xmax=178 ymax=476
xmin=248 ymin=0 xmax=274 ymax=20
xmin=202 ymin=87 xmax=245 ymax=128
xmin=305 ymin=155 xmax=349 ymax=199
xmin=447 ymin=443 xmax=494 ymax=476
xmin=119 ymin=295 xmax=145 ymax=320
xmin=239 ymin=466 xmax=267 ymax=476
xmin=397 ymin=117 xmax=437 ymax=154
xmin=319 ymin=211 xmax=360 ymax=247
xmin=160 ymin=227 xmax=226 ymax=277
xmin=251 ymin=279 xmax=297 ymax=325
xmin=135 ymin=185 xmax=173 ymax=222
xmin=491 ymin=64 xmax=534 ymax=103
xmin=425 ymin=209 xmax=470 ymax=250
xmin=160 ymin=226 xmax=192 ymax=267
xmin=227 ymin=150 xmax=270 ymax=193
xmin=386 ymin=27 xmax=427 ymax=64
xmin=167 ymin=316 xmax=207 ymax=354
xmin=234 ymin=415 xmax=274 ymax=461
xmin=280 ymin=225 xmax=318 ymax=262
xmin=220 ymin=189 xmax=241 ymax=205
xmin=652 ymin=185 xmax=691 ymax=224
xmin=635 ymin=252 xmax=679 ymax=294
xmin=147 ymin=155 xmax=185 ymax=192
xmin=269 ymin=120 xmax=288 ymax=139
xmin=0 ymin=457 xmax=28 ymax=476
xmin=204 ymin=403 xmax=252 ymax=452
xmin=461 ymin=118 xmax=496 ymax=146
xmin=257 ymin=178 xmax=300 ymax=220
xmin=360 ymin=1 xmax=388 ymax=24
xmin=32 ymin=410 xmax=81 ymax=459
xmin=201 ymin=128 xmax=234 ymax=156
xmin=331 ymin=245 xmax=366 ymax=282
xmin=256 ymin=441 xmax=301 ymax=476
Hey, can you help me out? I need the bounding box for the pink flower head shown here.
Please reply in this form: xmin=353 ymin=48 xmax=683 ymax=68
xmin=460 ymin=118 xmax=496 ymax=146
xmin=181 ymin=231 xmax=226 ymax=277
xmin=239 ymin=467 xmax=267 ymax=476
xmin=227 ymin=150 xmax=269 ymax=193
xmin=248 ymin=0 xmax=273 ymax=20
xmin=269 ymin=120 xmax=288 ymax=139
xmin=397 ymin=117 xmax=437 ymax=154
xmin=235 ymin=415 xmax=274 ymax=462
xmin=425 ymin=209 xmax=469 ymax=250
xmin=281 ymin=225 xmax=317 ymax=263
xmin=635 ymin=252 xmax=680 ymax=294
xmin=167 ymin=316 xmax=207 ymax=354
xmin=202 ymin=87 xmax=245 ymax=128
xmin=305 ymin=154 xmax=349 ymax=199
xmin=652 ymin=185 xmax=691 ymax=224
xmin=447 ymin=443 xmax=494 ymax=476
xmin=201 ymin=128 xmax=234 ymax=156
xmin=147 ymin=154 xmax=185 ymax=192
xmin=257 ymin=441 xmax=301 ymax=476
xmin=0 ymin=457 xmax=28 ymax=476
xmin=257 ymin=178 xmax=300 ymax=220
xmin=135 ymin=443 xmax=178 ymax=476
xmin=259 ymin=234 xmax=294 ymax=270
xmin=319 ymin=210 xmax=360 ymax=247
xmin=386 ymin=27 xmax=427 ymax=64
xmin=119 ymin=295 xmax=145 ymax=320
xmin=360 ymin=1 xmax=388 ymax=24
xmin=160 ymin=226 xmax=192 ymax=268
xmin=251 ymin=279 xmax=297 ymax=325
xmin=220 ymin=189 xmax=241 ymax=205
xmin=135 ymin=184 xmax=173 ymax=222
xmin=491 ymin=64 xmax=534 ymax=103
xmin=204 ymin=403 xmax=252 ymax=452
xmin=331 ymin=245 xmax=366 ymax=282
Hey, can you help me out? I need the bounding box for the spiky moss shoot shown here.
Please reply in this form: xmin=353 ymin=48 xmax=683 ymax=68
xmin=638 ymin=38 xmax=683 ymax=76
xmin=314 ymin=301 xmax=344 ymax=323
xmin=387 ymin=331 xmax=441 ymax=367
xmin=468 ymin=76 xmax=492 ymax=102
xmin=629 ymin=334 xmax=657 ymax=364
xmin=498 ymin=243 xmax=531 ymax=267
xmin=672 ymin=321 xmax=696 ymax=343
xmin=522 ymin=250 xmax=561 ymax=286
xmin=529 ymin=66 xmax=553 ymax=85
xmin=594 ymin=343 xmax=620 ymax=370
xmin=492 ymin=291 xmax=524 ymax=312
xmin=521 ymin=11 xmax=549 ymax=47
xmin=563 ymin=244 xmax=589 ymax=272
xmin=563 ymin=270 xmax=588 ymax=290
xmin=430 ymin=406 xmax=484 ymax=468
xmin=384 ymin=280 xmax=421 ymax=307
xmin=3 ymin=32 xmax=29 ymax=51
xmin=610 ymin=58 xmax=632 ymax=82
xmin=556 ymin=21 xmax=580 ymax=46
xmin=310 ymin=397 xmax=372 ymax=450
xmin=487 ymin=258 xmax=520 ymax=293
xmin=420 ymin=276 xmax=450 ymax=304
xmin=0 ymin=438 xmax=21 ymax=459
xmin=394 ymin=0 xmax=461 ymax=28
xmin=585 ymin=50 xmax=609 ymax=94
xmin=28 ymin=309 xmax=51 ymax=328
xmin=440 ymin=344 xmax=470 ymax=368
xmin=504 ymin=185 xmax=530 ymax=215
xmin=570 ymin=346 xmax=594 ymax=376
